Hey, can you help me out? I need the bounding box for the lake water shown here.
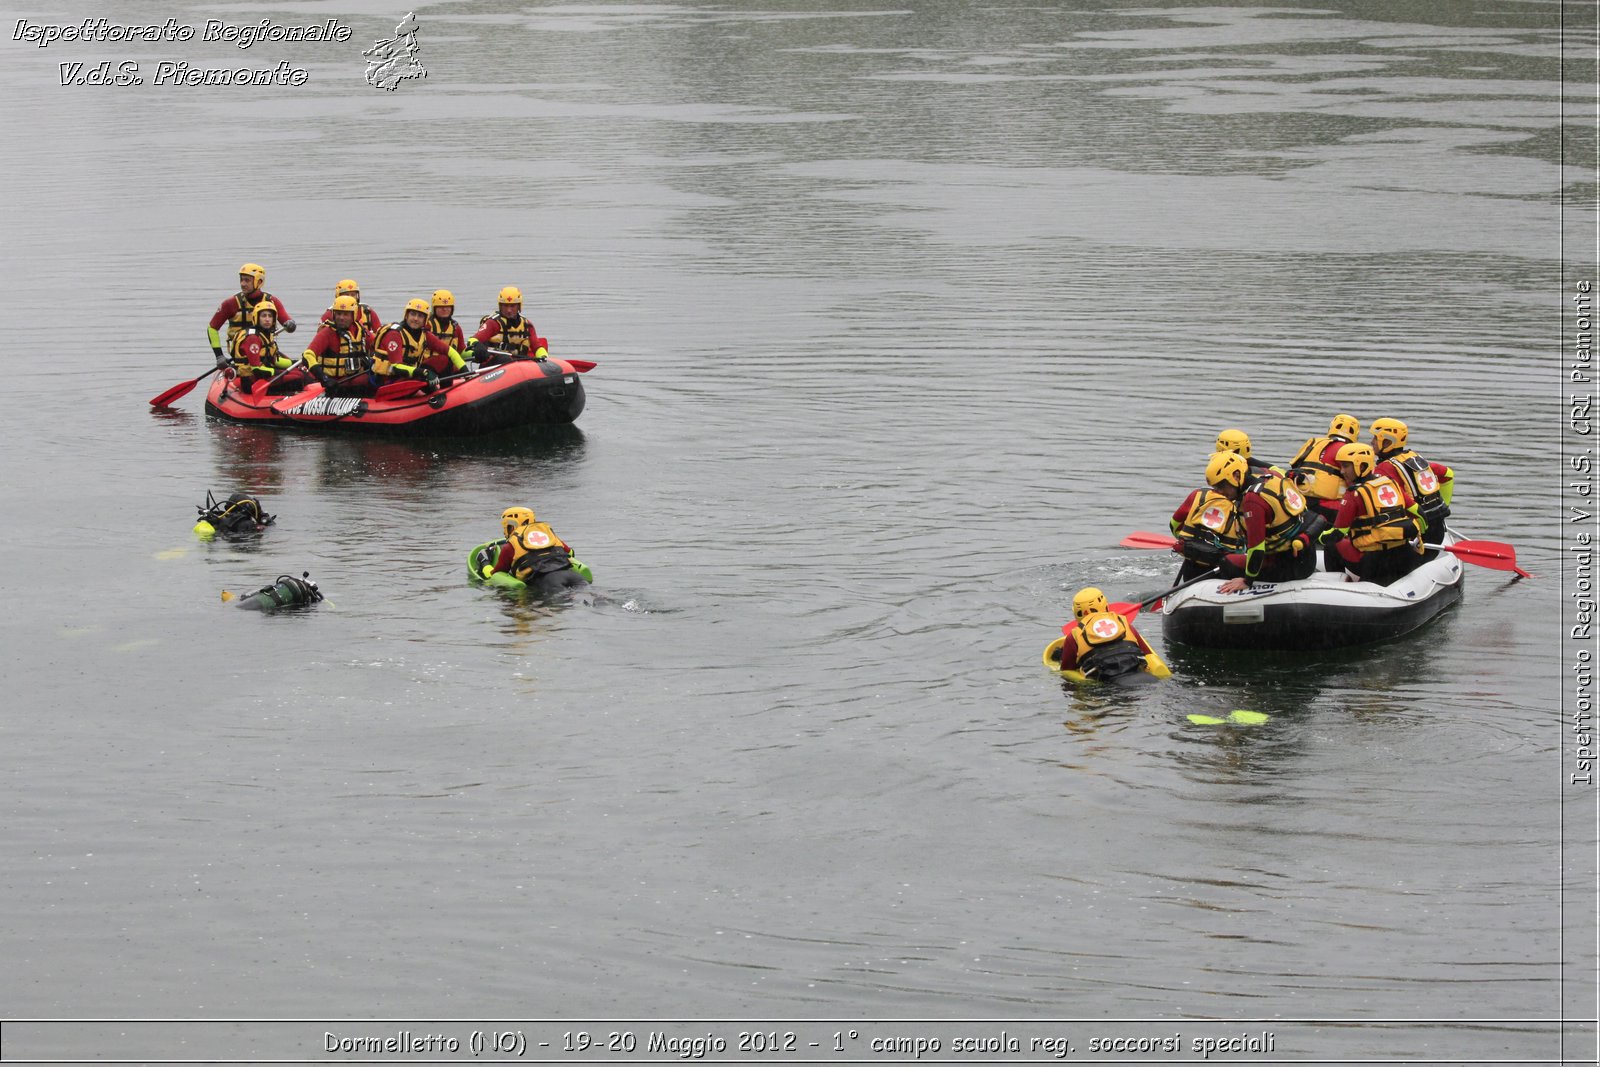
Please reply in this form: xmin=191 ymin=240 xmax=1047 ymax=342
xmin=1 ymin=0 xmax=1595 ymax=1062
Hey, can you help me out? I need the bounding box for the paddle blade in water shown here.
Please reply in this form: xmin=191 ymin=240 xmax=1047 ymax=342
xmin=565 ymin=359 xmax=596 ymax=373
xmin=220 ymin=590 xmax=235 ymax=603
xmin=149 ymin=378 xmax=199 ymax=407
xmin=1443 ymin=540 xmax=1533 ymax=578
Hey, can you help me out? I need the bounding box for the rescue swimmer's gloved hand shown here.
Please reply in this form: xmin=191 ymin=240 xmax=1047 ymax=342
xmin=213 ymin=348 xmax=229 ymax=369
xmin=282 ymin=318 xmax=297 ymax=334
xmin=479 ymin=564 xmax=495 ymax=579
xmin=533 ymin=346 xmax=549 ymax=361
xmin=420 ymin=367 xmax=440 ymax=394
xmin=1318 ymin=527 xmax=1342 ymax=547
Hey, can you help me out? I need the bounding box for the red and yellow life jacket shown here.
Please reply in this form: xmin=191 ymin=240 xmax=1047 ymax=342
xmin=227 ymin=327 xmax=282 ymax=378
xmin=1345 ymin=475 xmax=1416 ymax=552
xmin=1069 ymin=611 xmax=1147 ymax=679
xmin=372 ymin=322 xmax=429 ymax=376
xmin=1290 ymin=435 xmax=1350 ymax=502
xmin=1176 ymin=489 xmax=1245 ymax=551
xmin=228 ymin=289 xmax=276 ymax=339
xmin=1248 ymin=473 xmax=1309 ymax=552
xmin=427 ymin=314 xmax=461 ymax=348
xmin=303 ymin=319 xmax=369 ymax=380
xmin=480 ymin=313 xmax=534 ymax=356
xmin=507 ymin=523 xmax=572 ymax=580
xmin=1381 ymin=449 xmax=1451 ymax=530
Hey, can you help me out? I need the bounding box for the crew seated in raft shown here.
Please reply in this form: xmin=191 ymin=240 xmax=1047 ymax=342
xmin=1318 ymin=442 xmax=1426 ymax=585
xmin=1193 ymin=451 xmax=1324 ymax=594
xmin=1370 ymin=418 xmax=1453 ymax=546
xmin=371 ymin=298 xmax=465 ymax=389
xmin=1289 ymin=413 xmax=1361 ymax=528
xmin=275 ymin=295 xmax=380 ymax=396
xmin=1170 ymin=453 xmax=1249 ymax=582
xmin=1057 ymin=587 xmax=1157 ymax=682
xmin=465 ymin=286 xmax=549 ymax=366
xmin=223 ymin=302 xmax=293 ymax=392
xmin=482 ymin=507 xmax=589 ymax=592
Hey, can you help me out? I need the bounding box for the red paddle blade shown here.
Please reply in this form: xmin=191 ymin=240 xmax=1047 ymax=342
xmin=564 ymin=359 xmax=596 ymax=373
xmin=149 ymin=377 xmax=201 ymax=407
xmin=1121 ymin=531 xmax=1178 ymax=549
xmin=1444 ymin=539 xmax=1534 ymax=578
xmin=1110 ymin=601 xmax=1141 ymax=620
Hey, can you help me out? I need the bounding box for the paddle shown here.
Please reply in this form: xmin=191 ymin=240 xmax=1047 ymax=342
xmin=1114 ymin=568 xmax=1221 ymax=620
xmin=1440 ymin=539 xmax=1534 ymax=579
xmin=149 ymin=365 xmax=220 ymax=408
xmin=1120 ymin=530 xmax=1179 ymax=549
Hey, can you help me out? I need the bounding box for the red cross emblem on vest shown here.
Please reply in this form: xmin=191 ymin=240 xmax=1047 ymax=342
xmin=1090 ymin=617 xmax=1121 ymax=639
xmin=1201 ymin=506 xmax=1226 ymax=529
xmin=1418 ymin=470 xmax=1438 ymax=492
xmin=1377 ymin=484 xmax=1399 ymax=507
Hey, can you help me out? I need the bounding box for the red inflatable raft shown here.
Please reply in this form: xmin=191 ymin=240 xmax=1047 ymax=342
xmin=203 ymin=358 xmax=588 ymax=435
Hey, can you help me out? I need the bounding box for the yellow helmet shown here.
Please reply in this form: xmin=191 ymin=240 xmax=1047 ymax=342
xmin=1370 ymin=417 xmax=1408 ymax=453
xmin=1214 ymin=428 xmax=1251 ymax=459
xmin=1072 ymin=587 xmax=1109 ymax=620
xmin=239 ymin=263 xmax=266 ymax=287
xmin=431 ymin=289 xmax=455 ymax=310
xmin=1205 ymin=450 xmax=1248 ymax=489
xmin=330 ymin=294 xmax=359 ymax=314
xmin=335 ymin=279 xmax=361 ymax=299
xmin=1329 ymin=413 xmax=1360 ymax=439
xmin=251 ymin=302 xmax=278 ymax=327
xmin=404 ymin=298 xmax=430 ymax=317
xmin=498 ymin=286 xmax=522 ymax=306
xmin=501 ymin=506 xmax=536 ymax=538
xmin=1336 ymin=442 xmax=1376 ymax=478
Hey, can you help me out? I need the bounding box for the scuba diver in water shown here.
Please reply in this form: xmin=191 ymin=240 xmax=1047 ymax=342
xmin=481 ymin=507 xmax=590 ymax=594
xmin=1057 ymin=587 xmax=1158 ymax=682
xmin=194 ymin=491 xmax=275 ymax=538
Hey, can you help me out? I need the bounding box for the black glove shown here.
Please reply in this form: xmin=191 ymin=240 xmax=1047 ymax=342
xmin=213 ymin=347 xmax=229 ymax=370
xmin=420 ymin=367 xmax=440 ymax=394
xmin=282 ymin=318 xmax=297 ymax=334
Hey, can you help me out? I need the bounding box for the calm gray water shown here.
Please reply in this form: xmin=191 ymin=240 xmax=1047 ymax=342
xmin=1 ymin=0 xmax=1595 ymax=1062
